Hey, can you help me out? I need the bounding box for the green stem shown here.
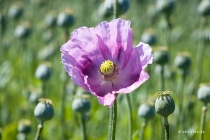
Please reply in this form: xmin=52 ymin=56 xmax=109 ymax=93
xmin=163 ymin=117 xmax=169 ymax=140
xmin=109 ymin=100 xmax=117 ymax=140
xmin=64 ymin=30 xmax=69 ymax=42
xmin=81 ymin=114 xmax=87 ymax=140
xmin=126 ymin=94 xmax=133 ymax=140
xmin=60 ymin=74 xmax=68 ymax=140
xmin=160 ymin=65 xmax=165 ymax=91
xmin=113 ymin=0 xmax=118 ymax=19
xmin=35 ymin=121 xmax=44 ymax=140
xmin=140 ymin=119 xmax=147 ymax=140
xmin=200 ymin=105 xmax=207 ymax=140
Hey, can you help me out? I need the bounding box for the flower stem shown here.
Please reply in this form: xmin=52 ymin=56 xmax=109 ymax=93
xmin=126 ymin=94 xmax=133 ymax=140
xmin=35 ymin=121 xmax=44 ymax=140
xmin=81 ymin=114 xmax=87 ymax=140
xmin=109 ymin=100 xmax=117 ymax=140
xmin=140 ymin=119 xmax=147 ymax=140
xmin=160 ymin=65 xmax=165 ymax=91
xmin=200 ymin=104 xmax=207 ymax=140
xmin=163 ymin=117 xmax=169 ymax=140
xmin=113 ymin=0 xmax=118 ymax=19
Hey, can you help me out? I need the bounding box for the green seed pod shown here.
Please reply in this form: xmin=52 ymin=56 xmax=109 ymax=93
xmin=103 ymin=0 xmax=130 ymax=17
xmin=141 ymin=29 xmax=157 ymax=45
xmin=44 ymin=12 xmax=57 ymax=28
xmin=138 ymin=104 xmax=155 ymax=119
xmin=57 ymin=8 xmax=75 ymax=29
xmin=18 ymin=119 xmax=31 ymax=134
xmin=8 ymin=2 xmax=24 ymax=20
xmin=198 ymin=0 xmax=210 ymax=17
xmin=35 ymin=63 xmax=52 ymax=81
xmin=14 ymin=21 xmax=31 ymax=39
xmin=72 ymin=94 xmax=91 ymax=114
xmin=197 ymin=83 xmax=210 ymax=104
xmin=156 ymin=0 xmax=175 ymax=17
xmin=155 ymin=91 xmax=175 ymax=118
xmin=34 ymin=98 xmax=54 ymax=122
xmin=153 ymin=47 xmax=169 ymax=65
xmin=174 ymin=52 xmax=191 ymax=75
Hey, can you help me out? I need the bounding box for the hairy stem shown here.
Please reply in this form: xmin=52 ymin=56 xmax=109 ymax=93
xmin=109 ymin=100 xmax=117 ymax=140
xmin=163 ymin=117 xmax=169 ymax=140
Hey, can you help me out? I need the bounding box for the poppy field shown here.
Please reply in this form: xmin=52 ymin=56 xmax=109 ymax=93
xmin=1 ymin=0 xmax=210 ymax=140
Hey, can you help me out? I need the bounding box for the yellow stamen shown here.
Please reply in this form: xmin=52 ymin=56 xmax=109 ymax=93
xmin=100 ymin=60 xmax=114 ymax=75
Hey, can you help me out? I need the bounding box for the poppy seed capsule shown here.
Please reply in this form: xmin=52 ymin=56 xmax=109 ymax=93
xmin=35 ymin=64 xmax=51 ymax=81
xmin=72 ymin=97 xmax=91 ymax=114
xmin=57 ymin=8 xmax=75 ymax=28
xmin=155 ymin=91 xmax=175 ymax=118
xmin=197 ymin=83 xmax=210 ymax=104
xmin=18 ymin=119 xmax=31 ymax=134
xmin=44 ymin=12 xmax=57 ymax=28
xmin=14 ymin=22 xmax=31 ymax=39
xmin=103 ymin=0 xmax=130 ymax=17
xmin=198 ymin=0 xmax=210 ymax=17
xmin=153 ymin=47 xmax=169 ymax=65
xmin=174 ymin=52 xmax=191 ymax=72
xmin=8 ymin=2 xmax=24 ymax=19
xmin=141 ymin=29 xmax=157 ymax=45
xmin=34 ymin=98 xmax=54 ymax=121
xmin=156 ymin=0 xmax=175 ymax=17
xmin=138 ymin=104 xmax=155 ymax=119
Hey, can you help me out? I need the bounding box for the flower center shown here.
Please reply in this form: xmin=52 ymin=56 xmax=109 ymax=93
xmin=100 ymin=60 xmax=115 ymax=76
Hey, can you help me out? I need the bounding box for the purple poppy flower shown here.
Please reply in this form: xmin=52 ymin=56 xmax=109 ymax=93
xmin=61 ymin=18 xmax=153 ymax=107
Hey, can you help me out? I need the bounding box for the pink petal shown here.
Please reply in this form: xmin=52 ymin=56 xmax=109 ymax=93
xmin=135 ymin=42 xmax=153 ymax=69
xmin=94 ymin=18 xmax=133 ymax=67
xmin=98 ymin=93 xmax=116 ymax=107
xmin=112 ymin=48 xmax=142 ymax=92
xmin=117 ymin=71 xmax=149 ymax=93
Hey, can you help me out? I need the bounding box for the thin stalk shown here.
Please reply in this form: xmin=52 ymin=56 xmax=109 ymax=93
xmin=126 ymin=94 xmax=133 ymax=140
xmin=35 ymin=121 xmax=44 ymax=140
xmin=113 ymin=0 xmax=118 ymax=19
xmin=81 ymin=114 xmax=87 ymax=140
xmin=64 ymin=30 xmax=69 ymax=42
xmin=160 ymin=65 xmax=165 ymax=140
xmin=140 ymin=119 xmax=147 ymax=140
xmin=160 ymin=65 xmax=165 ymax=91
xmin=109 ymin=100 xmax=117 ymax=140
xmin=60 ymin=74 xmax=68 ymax=140
xmin=163 ymin=117 xmax=169 ymax=140
xmin=41 ymin=81 xmax=47 ymax=98
xmin=200 ymin=104 xmax=207 ymax=140
xmin=177 ymin=74 xmax=186 ymax=139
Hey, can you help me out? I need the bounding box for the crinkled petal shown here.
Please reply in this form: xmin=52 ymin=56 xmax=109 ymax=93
xmin=95 ymin=18 xmax=133 ymax=68
xmin=135 ymin=42 xmax=153 ymax=69
xmin=98 ymin=93 xmax=116 ymax=107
